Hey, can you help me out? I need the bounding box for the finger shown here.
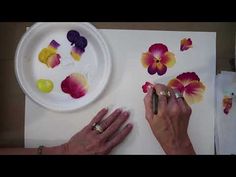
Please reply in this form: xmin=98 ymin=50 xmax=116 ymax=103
xmin=87 ymin=108 xmax=108 ymax=128
xmin=144 ymin=87 xmax=154 ymax=122
xmin=105 ymin=123 xmax=133 ymax=152
xmin=154 ymin=84 xmax=168 ymax=114
xmin=167 ymin=88 xmax=178 ymax=106
xmin=176 ymin=95 xmax=192 ymax=115
xmin=100 ymin=111 xmax=130 ymax=140
xmin=99 ymin=108 xmax=122 ymax=130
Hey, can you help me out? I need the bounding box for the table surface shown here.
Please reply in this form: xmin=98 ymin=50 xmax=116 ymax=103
xmin=0 ymin=22 xmax=235 ymax=147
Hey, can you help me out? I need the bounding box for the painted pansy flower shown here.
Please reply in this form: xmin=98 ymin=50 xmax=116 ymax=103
xmin=141 ymin=43 xmax=176 ymax=76
xmin=180 ymin=38 xmax=192 ymax=51
xmin=67 ymin=30 xmax=88 ymax=61
xmin=142 ymin=82 xmax=154 ymax=93
xmin=61 ymin=73 xmax=89 ymax=99
xmin=223 ymin=96 xmax=233 ymax=115
xmin=167 ymin=72 xmax=206 ymax=104
xmin=38 ymin=40 xmax=61 ymax=68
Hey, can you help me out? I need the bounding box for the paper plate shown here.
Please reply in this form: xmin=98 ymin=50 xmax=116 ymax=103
xmin=15 ymin=22 xmax=111 ymax=112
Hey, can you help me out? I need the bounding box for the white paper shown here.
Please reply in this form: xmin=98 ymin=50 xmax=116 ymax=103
xmin=25 ymin=29 xmax=216 ymax=154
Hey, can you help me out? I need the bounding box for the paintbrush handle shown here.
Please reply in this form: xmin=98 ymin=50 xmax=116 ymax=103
xmin=152 ymin=89 xmax=158 ymax=115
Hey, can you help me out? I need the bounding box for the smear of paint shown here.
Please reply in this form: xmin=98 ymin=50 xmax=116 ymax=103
xmin=38 ymin=40 xmax=61 ymax=68
xmin=223 ymin=96 xmax=233 ymax=115
xmin=67 ymin=30 xmax=88 ymax=61
xmin=142 ymin=82 xmax=154 ymax=93
xmin=180 ymin=38 xmax=192 ymax=51
xmin=36 ymin=79 xmax=54 ymax=93
xmin=61 ymin=73 xmax=89 ymax=99
xmin=167 ymin=72 xmax=206 ymax=104
xmin=141 ymin=43 xmax=176 ymax=76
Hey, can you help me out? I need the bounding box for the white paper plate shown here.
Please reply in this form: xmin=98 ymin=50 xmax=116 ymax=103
xmin=15 ymin=22 xmax=111 ymax=112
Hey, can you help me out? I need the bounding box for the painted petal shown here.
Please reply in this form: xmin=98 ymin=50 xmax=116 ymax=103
xmin=49 ymin=40 xmax=60 ymax=49
xmin=71 ymin=46 xmax=84 ymax=61
xmin=147 ymin=63 xmax=158 ymax=75
xmin=156 ymin=62 xmax=167 ymax=76
xmin=180 ymin=38 xmax=192 ymax=51
xmin=149 ymin=43 xmax=168 ymax=58
xmin=184 ymin=81 xmax=206 ymax=104
xmin=141 ymin=52 xmax=155 ymax=68
xmin=176 ymin=72 xmax=200 ymax=86
xmin=223 ymin=96 xmax=232 ymax=115
xmin=47 ymin=54 xmax=61 ymax=68
xmin=167 ymin=78 xmax=185 ymax=93
xmin=142 ymin=82 xmax=154 ymax=93
xmin=161 ymin=51 xmax=176 ymax=68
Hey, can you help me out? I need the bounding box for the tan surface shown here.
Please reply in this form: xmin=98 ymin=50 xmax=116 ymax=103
xmin=0 ymin=22 xmax=235 ymax=147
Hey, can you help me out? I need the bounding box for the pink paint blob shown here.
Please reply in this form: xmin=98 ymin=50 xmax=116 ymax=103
xmin=61 ymin=73 xmax=88 ymax=99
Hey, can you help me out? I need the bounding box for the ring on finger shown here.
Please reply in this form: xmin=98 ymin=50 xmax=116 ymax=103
xmin=174 ymin=90 xmax=184 ymax=99
xmin=159 ymin=90 xmax=171 ymax=97
xmin=92 ymin=123 xmax=104 ymax=134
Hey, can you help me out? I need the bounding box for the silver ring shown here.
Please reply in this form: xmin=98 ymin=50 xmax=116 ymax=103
xmin=159 ymin=90 xmax=171 ymax=97
xmin=174 ymin=91 xmax=184 ymax=99
xmin=92 ymin=123 xmax=104 ymax=134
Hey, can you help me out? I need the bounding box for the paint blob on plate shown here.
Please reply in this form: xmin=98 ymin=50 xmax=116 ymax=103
xmin=36 ymin=79 xmax=54 ymax=93
xmin=61 ymin=73 xmax=89 ymax=99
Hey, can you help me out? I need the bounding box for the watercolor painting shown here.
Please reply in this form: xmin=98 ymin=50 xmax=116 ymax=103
xmin=223 ymin=96 xmax=233 ymax=115
xmin=222 ymin=88 xmax=235 ymax=115
xmin=142 ymin=72 xmax=206 ymax=105
xmin=141 ymin=43 xmax=176 ymax=76
xmin=167 ymin=72 xmax=206 ymax=104
xmin=180 ymin=38 xmax=192 ymax=51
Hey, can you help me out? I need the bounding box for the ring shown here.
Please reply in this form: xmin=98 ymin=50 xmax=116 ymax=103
xmin=92 ymin=123 xmax=104 ymax=134
xmin=159 ymin=90 xmax=171 ymax=97
xmin=174 ymin=90 xmax=184 ymax=99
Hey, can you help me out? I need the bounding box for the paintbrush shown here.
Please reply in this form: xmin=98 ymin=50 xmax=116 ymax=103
xmin=152 ymin=88 xmax=158 ymax=115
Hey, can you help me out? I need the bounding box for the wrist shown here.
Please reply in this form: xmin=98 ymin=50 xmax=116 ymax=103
xmin=40 ymin=144 xmax=67 ymax=155
xmin=165 ymin=137 xmax=196 ymax=155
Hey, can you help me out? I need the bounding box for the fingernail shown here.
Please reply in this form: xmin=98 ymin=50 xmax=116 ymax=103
xmin=123 ymin=111 xmax=130 ymax=117
xmin=116 ymin=108 xmax=122 ymax=113
xmin=126 ymin=123 xmax=133 ymax=128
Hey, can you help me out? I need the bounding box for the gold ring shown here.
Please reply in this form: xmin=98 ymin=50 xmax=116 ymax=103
xmin=92 ymin=123 xmax=104 ymax=134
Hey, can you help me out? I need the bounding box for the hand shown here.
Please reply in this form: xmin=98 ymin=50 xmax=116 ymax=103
xmin=144 ymin=84 xmax=195 ymax=155
xmin=60 ymin=108 xmax=133 ymax=155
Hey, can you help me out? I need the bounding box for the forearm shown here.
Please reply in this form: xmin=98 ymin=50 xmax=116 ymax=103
xmin=0 ymin=145 xmax=65 ymax=155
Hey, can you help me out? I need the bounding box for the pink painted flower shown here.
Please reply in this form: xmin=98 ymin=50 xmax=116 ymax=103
xmin=168 ymin=72 xmax=205 ymax=104
xmin=223 ymin=96 xmax=233 ymax=115
xmin=180 ymin=38 xmax=192 ymax=51
xmin=142 ymin=82 xmax=154 ymax=93
xmin=141 ymin=43 xmax=176 ymax=76
xmin=61 ymin=73 xmax=88 ymax=99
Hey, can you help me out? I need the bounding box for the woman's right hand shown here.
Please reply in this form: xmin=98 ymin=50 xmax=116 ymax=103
xmin=143 ymin=83 xmax=195 ymax=155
